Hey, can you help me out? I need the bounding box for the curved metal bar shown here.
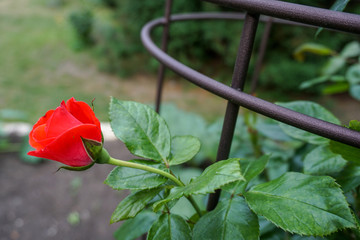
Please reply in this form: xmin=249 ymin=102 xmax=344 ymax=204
xmin=204 ymin=0 xmax=360 ymax=34
xmin=166 ymin=12 xmax=313 ymax=27
xmin=141 ymin=13 xmax=360 ymax=148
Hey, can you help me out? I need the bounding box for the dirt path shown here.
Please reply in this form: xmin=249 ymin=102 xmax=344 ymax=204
xmin=0 ymin=140 xmax=134 ymax=240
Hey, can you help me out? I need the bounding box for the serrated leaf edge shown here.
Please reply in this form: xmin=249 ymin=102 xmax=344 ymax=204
xmin=109 ymin=97 xmax=170 ymax=162
xmin=244 ymin=178 xmax=356 ymax=236
xmin=110 ymin=188 xmax=161 ymax=224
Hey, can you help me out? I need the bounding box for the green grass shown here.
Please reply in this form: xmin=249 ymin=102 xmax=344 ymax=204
xmin=0 ymin=0 xmax=228 ymax=125
xmin=0 ymin=0 xmax=127 ymax=123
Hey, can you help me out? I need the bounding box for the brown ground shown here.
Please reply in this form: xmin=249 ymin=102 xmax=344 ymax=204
xmin=0 ymin=140 xmax=134 ymax=240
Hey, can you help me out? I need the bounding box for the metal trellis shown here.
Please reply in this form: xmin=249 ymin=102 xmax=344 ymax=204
xmin=141 ymin=0 xmax=360 ymax=211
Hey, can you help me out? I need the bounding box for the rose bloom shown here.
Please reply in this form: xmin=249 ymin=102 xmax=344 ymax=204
xmin=28 ymin=97 xmax=102 ymax=167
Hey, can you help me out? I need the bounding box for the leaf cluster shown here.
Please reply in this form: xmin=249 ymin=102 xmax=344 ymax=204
xmin=105 ymin=97 xmax=360 ymax=240
xmin=297 ymin=41 xmax=360 ymax=100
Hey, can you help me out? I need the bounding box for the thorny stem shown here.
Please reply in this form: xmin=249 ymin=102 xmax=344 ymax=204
xmin=107 ymin=157 xmax=203 ymax=217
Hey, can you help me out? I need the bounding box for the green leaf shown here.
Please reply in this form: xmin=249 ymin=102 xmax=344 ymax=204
xmin=329 ymin=120 xmax=360 ymax=165
xmin=276 ymin=101 xmax=340 ymax=145
xmin=160 ymin=103 xmax=212 ymax=163
xmin=104 ymin=160 xmax=167 ymax=190
xmin=322 ymin=82 xmax=349 ymax=95
xmin=242 ymin=155 xmax=270 ymax=181
xmin=337 ymin=163 xmax=360 ymax=192
xmin=179 ymin=158 xmax=244 ymax=195
xmin=331 ymin=0 xmax=351 ymax=11
xmin=109 ymin=97 xmax=171 ymax=162
xmin=341 ymin=41 xmax=360 ymax=58
xmin=303 ymin=145 xmax=346 ymax=175
xmin=349 ymin=120 xmax=360 ymax=131
xmin=293 ymin=43 xmax=335 ymax=62
xmin=267 ymin=156 xmax=289 ymax=180
xmin=168 ymin=167 xmax=206 ymax=218
xmin=298 ymin=74 xmax=346 ymax=91
xmin=330 ymin=141 xmax=360 ymax=165
xmin=153 ymin=158 xmax=244 ymax=211
xmin=329 ymin=75 xmax=346 ymax=82
xmin=169 ymin=136 xmax=201 ymax=166
xmin=256 ymin=121 xmax=292 ymax=141
xmin=171 ymin=166 xmax=202 ymax=184
xmin=110 ymin=188 xmax=161 ymax=223
xmin=222 ymin=155 xmax=270 ymax=194
xmin=147 ymin=213 xmax=192 ymax=240
xmin=299 ymin=76 xmax=329 ymax=90
xmin=321 ymin=56 xmax=346 ymax=76
xmin=315 ymin=0 xmax=350 ymax=37
xmin=114 ymin=211 xmax=157 ymax=240
xmin=170 ymin=194 xmax=204 ymax=219
xmin=244 ymin=172 xmax=356 ymax=236
xmin=346 ymin=64 xmax=360 ymax=85
xmin=350 ymin=85 xmax=360 ymax=100
xmin=291 ymin=236 xmax=325 ymax=240
xmin=259 ymin=216 xmax=276 ymax=236
xmin=193 ymin=196 xmax=259 ymax=240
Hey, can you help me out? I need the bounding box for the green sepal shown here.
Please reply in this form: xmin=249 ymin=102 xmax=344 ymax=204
xmin=82 ymin=137 xmax=102 ymax=160
xmin=81 ymin=137 xmax=110 ymax=164
xmin=56 ymin=161 xmax=95 ymax=172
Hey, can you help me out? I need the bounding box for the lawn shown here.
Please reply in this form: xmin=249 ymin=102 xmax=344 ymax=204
xmin=0 ymin=0 xmax=122 ymax=122
xmin=0 ymin=0 xmax=227 ymax=124
xmin=3 ymin=0 xmax=358 ymax=126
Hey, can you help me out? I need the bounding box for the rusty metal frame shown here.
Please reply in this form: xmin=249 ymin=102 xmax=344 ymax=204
xmin=141 ymin=0 xmax=360 ymax=210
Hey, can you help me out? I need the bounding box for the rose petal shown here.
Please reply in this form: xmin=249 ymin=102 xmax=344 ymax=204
xmin=32 ymin=109 xmax=54 ymax=130
xmin=46 ymin=101 xmax=82 ymax=138
xmin=28 ymin=124 xmax=102 ymax=167
xmin=66 ymin=98 xmax=101 ymax=130
xmin=29 ymin=109 xmax=55 ymax=149
xmin=30 ymin=124 xmax=55 ymax=150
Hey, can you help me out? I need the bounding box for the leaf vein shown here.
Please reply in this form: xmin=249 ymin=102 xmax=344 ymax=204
xmin=249 ymin=191 xmax=354 ymax=225
xmin=115 ymin=101 xmax=167 ymax=162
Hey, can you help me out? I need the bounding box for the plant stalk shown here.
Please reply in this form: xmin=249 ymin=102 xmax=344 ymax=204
xmin=107 ymin=157 xmax=203 ymax=217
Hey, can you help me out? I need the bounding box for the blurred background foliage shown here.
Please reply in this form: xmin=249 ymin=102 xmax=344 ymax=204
xmin=67 ymin=0 xmax=360 ymax=93
xmin=0 ymin=0 xmax=359 ymax=124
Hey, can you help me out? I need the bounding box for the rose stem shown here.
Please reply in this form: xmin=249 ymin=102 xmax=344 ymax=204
xmin=107 ymin=157 xmax=202 ymax=217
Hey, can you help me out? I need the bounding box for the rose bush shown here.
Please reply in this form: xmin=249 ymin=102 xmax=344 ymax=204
xmin=28 ymin=97 xmax=360 ymax=239
xmin=28 ymin=97 xmax=102 ymax=167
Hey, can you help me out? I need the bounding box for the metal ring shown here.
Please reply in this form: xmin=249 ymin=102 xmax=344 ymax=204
xmin=141 ymin=12 xmax=360 ymax=148
xmin=204 ymin=0 xmax=360 ymax=34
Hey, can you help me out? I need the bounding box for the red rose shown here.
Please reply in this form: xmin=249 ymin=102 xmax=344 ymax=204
xmin=28 ymin=97 xmax=102 ymax=167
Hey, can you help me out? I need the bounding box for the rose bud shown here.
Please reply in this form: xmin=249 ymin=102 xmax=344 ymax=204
xmin=28 ymin=97 xmax=103 ymax=167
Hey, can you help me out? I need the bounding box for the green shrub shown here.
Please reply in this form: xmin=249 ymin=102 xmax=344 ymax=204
xmin=68 ymin=9 xmax=94 ymax=49
xmin=70 ymin=0 xmax=359 ymax=93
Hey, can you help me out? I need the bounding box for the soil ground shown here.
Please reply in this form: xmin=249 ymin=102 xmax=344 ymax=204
xmin=0 ymin=140 xmax=135 ymax=240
